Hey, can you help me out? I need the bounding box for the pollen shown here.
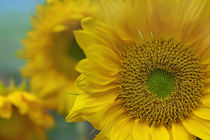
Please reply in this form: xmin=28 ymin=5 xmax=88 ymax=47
xmin=117 ymin=39 xmax=205 ymax=127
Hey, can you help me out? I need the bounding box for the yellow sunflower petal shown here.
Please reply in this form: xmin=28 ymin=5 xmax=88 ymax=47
xmin=193 ymin=106 xmax=210 ymax=120
xmin=174 ymin=0 xmax=210 ymax=47
xmin=74 ymin=30 xmax=107 ymax=51
xmin=202 ymin=58 xmax=210 ymax=65
xmin=117 ymin=118 xmax=134 ymax=140
xmin=98 ymin=102 xmax=128 ymax=139
xmin=150 ymin=126 xmax=170 ymax=140
xmin=53 ymin=24 xmax=68 ymax=32
xmin=149 ymin=0 xmax=178 ymax=38
xmin=94 ymin=132 xmax=109 ymax=140
xmin=196 ymin=36 xmax=210 ymax=61
xmin=100 ymin=111 xmax=134 ymax=140
xmin=84 ymin=45 xmax=121 ymax=72
xmin=0 ymin=97 xmax=12 ymax=119
xmin=172 ymin=123 xmax=195 ymax=140
xmin=102 ymin=0 xmax=151 ymax=42
xmin=57 ymin=82 xmax=81 ymax=113
xmin=66 ymin=91 xmax=117 ymax=127
xmin=201 ymin=94 xmax=210 ymax=107
xmin=204 ymin=88 xmax=210 ymax=94
xmin=76 ymin=74 xmax=117 ymax=94
xmin=81 ymin=17 xmax=127 ymax=52
xmin=205 ymin=78 xmax=210 ymax=85
xmin=76 ymin=59 xmax=117 ymax=85
xmin=183 ymin=116 xmax=210 ymax=139
xmin=8 ymin=92 xmax=28 ymax=114
xmin=46 ymin=0 xmax=59 ymax=4
xmin=133 ymin=120 xmax=150 ymax=140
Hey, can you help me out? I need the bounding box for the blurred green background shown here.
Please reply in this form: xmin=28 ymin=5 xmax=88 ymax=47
xmin=0 ymin=0 xmax=95 ymax=139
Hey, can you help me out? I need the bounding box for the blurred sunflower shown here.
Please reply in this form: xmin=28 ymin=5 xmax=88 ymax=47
xmin=21 ymin=0 xmax=102 ymax=113
xmin=66 ymin=0 xmax=210 ymax=139
xmin=0 ymin=81 xmax=54 ymax=140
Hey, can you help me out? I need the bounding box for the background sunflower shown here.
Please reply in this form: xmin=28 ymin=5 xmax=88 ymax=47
xmin=0 ymin=81 xmax=54 ymax=140
xmin=0 ymin=0 xmax=96 ymax=139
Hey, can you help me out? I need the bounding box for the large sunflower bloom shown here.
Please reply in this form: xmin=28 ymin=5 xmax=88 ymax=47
xmin=0 ymin=81 xmax=54 ymax=140
xmin=21 ymin=0 xmax=101 ymax=113
xmin=67 ymin=0 xmax=210 ymax=139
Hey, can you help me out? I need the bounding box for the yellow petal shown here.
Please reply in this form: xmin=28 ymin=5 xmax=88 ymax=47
xmin=205 ymin=78 xmax=210 ymax=85
xmin=0 ymin=96 xmax=4 ymax=107
xmin=76 ymin=59 xmax=117 ymax=85
xmin=46 ymin=0 xmax=57 ymax=4
xmin=201 ymin=94 xmax=210 ymax=107
xmin=104 ymin=117 xmax=134 ymax=140
xmin=66 ymin=93 xmax=117 ymax=128
xmin=57 ymin=81 xmax=80 ymax=113
xmin=96 ymin=101 xmax=125 ymax=132
xmin=84 ymin=44 xmax=121 ymax=73
xmin=133 ymin=120 xmax=150 ymax=140
xmin=183 ymin=116 xmax=210 ymax=139
xmin=172 ymin=123 xmax=195 ymax=140
xmin=36 ymin=4 xmax=45 ymax=19
xmin=194 ymin=32 xmax=210 ymax=61
xmin=30 ymin=15 xmax=39 ymax=28
xmin=174 ymin=0 xmax=210 ymax=46
xmin=69 ymin=13 xmax=84 ymax=20
xmin=149 ymin=0 xmax=178 ymax=39
xmin=74 ymin=30 xmax=107 ymax=51
xmin=109 ymin=115 xmax=130 ymax=140
xmin=0 ymin=97 xmax=12 ymax=119
xmin=76 ymin=74 xmax=117 ymax=94
xmin=53 ymin=25 xmax=68 ymax=32
xmin=150 ymin=126 xmax=170 ymax=140
xmin=133 ymin=120 xmax=145 ymax=140
xmin=66 ymin=111 xmax=83 ymax=123
xmin=206 ymin=65 xmax=210 ymax=75
xmin=94 ymin=132 xmax=109 ymax=140
xmin=8 ymin=93 xmax=27 ymax=114
xmin=41 ymin=113 xmax=55 ymax=129
xmin=80 ymin=17 xmax=127 ymax=52
xmin=202 ymin=58 xmax=210 ymax=65
xmin=102 ymin=0 xmax=149 ymax=42
xmin=193 ymin=106 xmax=210 ymax=120
xmin=118 ymin=119 xmax=134 ymax=140
xmin=204 ymin=88 xmax=210 ymax=94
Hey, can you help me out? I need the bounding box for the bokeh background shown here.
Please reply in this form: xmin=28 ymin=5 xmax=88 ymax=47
xmin=0 ymin=0 xmax=94 ymax=139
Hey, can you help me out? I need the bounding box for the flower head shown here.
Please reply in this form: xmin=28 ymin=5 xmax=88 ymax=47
xmin=0 ymin=81 xmax=54 ymax=140
xmin=67 ymin=0 xmax=210 ymax=139
xmin=20 ymin=0 xmax=102 ymax=113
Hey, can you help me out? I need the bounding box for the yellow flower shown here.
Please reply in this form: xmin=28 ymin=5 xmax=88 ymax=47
xmin=67 ymin=0 xmax=210 ymax=139
xmin=0 ymin=81 xmax=54 ymax=140
xmin=21 ymin=0 xmax=102 ymax=113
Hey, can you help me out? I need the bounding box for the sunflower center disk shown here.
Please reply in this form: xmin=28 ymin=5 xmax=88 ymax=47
xmin=117 ymin=39 xmax=205 ymax=127
xmin=146 ymin=69 xmax=175 ymax=99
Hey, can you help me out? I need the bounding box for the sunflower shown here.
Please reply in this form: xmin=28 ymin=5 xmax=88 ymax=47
xmin=21 ymin=0 xmax=102 ymax=113
xmin=0 ymin=81 xmax=54 ymax=140
xmin=66 ymin=0 xmax=210 ymax=139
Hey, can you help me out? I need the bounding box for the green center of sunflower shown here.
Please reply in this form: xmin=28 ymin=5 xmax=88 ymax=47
xmin=146 ymin=69 xmax=175 ymax=98
xmin=117 ymin=38 xmax=205 ymax=127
